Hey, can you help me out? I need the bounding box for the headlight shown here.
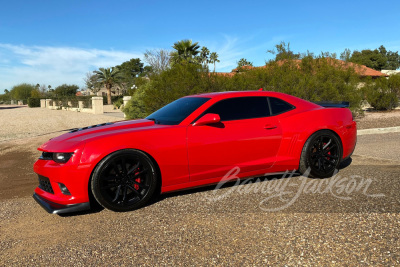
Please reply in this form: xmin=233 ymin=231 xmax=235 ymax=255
xmin=53 ymin=153 xmax=74 ymax=163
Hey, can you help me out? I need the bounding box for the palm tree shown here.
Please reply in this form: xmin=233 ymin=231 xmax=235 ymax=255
xmin=209 ymin=52 xmax=220 ymax=72
xmin=93 ymin=67 xmax=123 ymax=105
xmin=200 ymin=46 xmax=210 ymax=66
xmin=171 ymin=39 xmax=200 ymax=63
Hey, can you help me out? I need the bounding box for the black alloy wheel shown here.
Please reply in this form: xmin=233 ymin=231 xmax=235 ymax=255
xmin=299 ymin=130 xmax=343 ymax=178
xmin=91 ymin=150 xmax=158 ymax=212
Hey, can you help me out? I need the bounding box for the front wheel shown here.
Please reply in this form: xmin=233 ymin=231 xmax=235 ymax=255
xmin=91 ymin=149 xmax=158 ymax=212
xmin=299 ymin=130 xmax=343 ymax=178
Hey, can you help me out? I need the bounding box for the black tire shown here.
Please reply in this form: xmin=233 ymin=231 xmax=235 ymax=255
xmin=91 ymin=149 xmax=158 ymax=212
xmin=299 ymin=130 xmax=343 ymax=178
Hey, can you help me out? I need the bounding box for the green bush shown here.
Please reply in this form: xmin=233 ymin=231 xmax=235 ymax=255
xmin=365 ymin=75 xmax=400 ymax=110
xmin=123 ymin=57 xmax=364 ymax=117
xmin=123 ymin=82 xmax=150 ymax=119
xmin=113 ymin=98 xmax=123 ymax=109
xmin=27 ymin=98 xmax=40 ymax=107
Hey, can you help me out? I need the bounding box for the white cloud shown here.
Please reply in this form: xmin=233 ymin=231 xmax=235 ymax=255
xmin=0 ymin=44 xmax=142 ymax=92
xmin=205 ymin=34 xmax=288 ymax=72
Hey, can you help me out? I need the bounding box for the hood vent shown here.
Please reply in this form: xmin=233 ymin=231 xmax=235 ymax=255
xmin=69 ymin=122 xmax=114 ymax=133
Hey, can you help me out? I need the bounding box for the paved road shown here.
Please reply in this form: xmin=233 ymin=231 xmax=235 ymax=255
xmin=0 ymin=132 xmax=399 ymax=265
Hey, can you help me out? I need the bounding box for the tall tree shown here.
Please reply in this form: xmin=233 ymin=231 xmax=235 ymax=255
xmin=93 ymin=67 xmax=123 ymax=104
xmin=199 ymin=46 xmax=210 ymax=67
xmin=171 ymin=39 xmax=201 ymax=64
xmin=144 ymin=49 xmax=171 ymax=74
xmin=237 ymin=58 xmax=253 ymax=68
xmin=209 ymin=52 xmax=220 ymax=72
xmin=84 ymin=72 xmax=101 ymax=94
xmin=116 ymin=58 xmax=144 ymax=90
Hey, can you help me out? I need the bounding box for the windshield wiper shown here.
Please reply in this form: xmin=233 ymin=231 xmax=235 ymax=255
xmin=146 ymin=118 xmax=161 ymax=124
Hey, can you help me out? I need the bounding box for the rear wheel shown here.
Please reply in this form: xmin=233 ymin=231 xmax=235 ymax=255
xmin=299 ymin=130 xmax=342 ymax=178
xmin=91 ymin=149 xmax=158 ymax=212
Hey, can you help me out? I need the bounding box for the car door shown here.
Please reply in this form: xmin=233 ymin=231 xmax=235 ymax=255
xmin=187 ymin=96 xmax=282 ymax=182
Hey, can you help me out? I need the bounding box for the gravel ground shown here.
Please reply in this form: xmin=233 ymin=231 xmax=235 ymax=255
xmin=0 ymin=106 xmax=121 ymax=143
xmin=0 ymin=105 xmax=400 ymax=265
xmin=356 ymin=109 xmax=400 ymax=130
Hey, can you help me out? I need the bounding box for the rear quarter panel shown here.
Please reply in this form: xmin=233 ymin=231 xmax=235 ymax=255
xmin=274 ymin=107 xmax=356 ymax=171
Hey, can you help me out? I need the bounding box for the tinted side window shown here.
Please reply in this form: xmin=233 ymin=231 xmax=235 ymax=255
xmin=147 ymin=97 xmax=210 ymax=125
xmin=269 ymin=97 xmax=295 ymax=115
xmin=205 ymin=97 xmax=270 ymax=121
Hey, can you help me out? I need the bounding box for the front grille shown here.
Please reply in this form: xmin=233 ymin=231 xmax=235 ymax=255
xmin=38 ymin=175 xmax=54 ymax=194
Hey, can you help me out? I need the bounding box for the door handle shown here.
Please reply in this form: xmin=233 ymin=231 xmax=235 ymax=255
xmin=264 ymin=124 xmax=277 ymax=130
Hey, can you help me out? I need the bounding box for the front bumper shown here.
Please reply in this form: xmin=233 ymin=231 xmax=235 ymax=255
xmin=33 ymin=193 xmax=90 ymax=214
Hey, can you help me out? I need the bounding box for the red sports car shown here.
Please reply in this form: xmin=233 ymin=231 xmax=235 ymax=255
xmin=33 ymin=91 xmax=357 ymax=213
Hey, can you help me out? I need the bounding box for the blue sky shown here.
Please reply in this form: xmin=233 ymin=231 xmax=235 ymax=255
xmin=1 ymin=0 xmax=400 ymax=93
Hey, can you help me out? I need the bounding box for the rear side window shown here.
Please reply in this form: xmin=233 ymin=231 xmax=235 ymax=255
xmin=268 ymin=97 xmax=295 ymax=115
xmin=204 ymin=97 xmax=270 ymax=121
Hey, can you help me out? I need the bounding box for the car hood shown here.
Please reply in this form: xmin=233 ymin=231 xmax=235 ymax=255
xmin=38 ymin=119 xmax=157 ymax=152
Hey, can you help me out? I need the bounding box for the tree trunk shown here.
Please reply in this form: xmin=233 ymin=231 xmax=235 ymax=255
xmin=107 ymin=85 xmax=112 ymax=105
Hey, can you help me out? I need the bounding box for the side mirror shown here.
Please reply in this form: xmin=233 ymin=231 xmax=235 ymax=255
xmin=193 ymin=113 xmax=221 ymax=126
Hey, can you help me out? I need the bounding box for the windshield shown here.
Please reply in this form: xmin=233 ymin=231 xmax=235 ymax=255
xmin=146 ymin=97 xmax=210 ymax=125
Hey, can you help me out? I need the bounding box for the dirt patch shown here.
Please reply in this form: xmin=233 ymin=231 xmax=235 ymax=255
xmin=356 ymin=109 xmax=400 ymax=129
xmin=0 ymin=135 xmax=56 ymax=200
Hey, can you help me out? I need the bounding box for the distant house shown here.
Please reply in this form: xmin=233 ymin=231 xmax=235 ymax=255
xmin=78 ymin=86 xmax=126 ymax=97
xmin=221 ymin=58 xmax=388 ymax=78
xmin=381 ymin=70 xmax=400 ymax=76
xmin=95 ymin=86 xmax=125 ymax=97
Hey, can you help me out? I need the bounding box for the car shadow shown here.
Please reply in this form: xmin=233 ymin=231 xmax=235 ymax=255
xmin=339 ymin=157 xmax=352 ymax=169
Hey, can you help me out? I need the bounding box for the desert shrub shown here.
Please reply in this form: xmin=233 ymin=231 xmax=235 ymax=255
xmin=364 ymin=75 xmax=400 ymax=110
xmin=123 ymin=81 xmax=151 ymax=119
xmin=27 ymin=97 xmax=41 ymax=107
xmin=123 ymin=56 xmax=363 ymax=117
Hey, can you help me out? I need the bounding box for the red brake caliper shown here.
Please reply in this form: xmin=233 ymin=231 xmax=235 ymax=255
xmin=134 ymin=168 xmax=141 ymax=190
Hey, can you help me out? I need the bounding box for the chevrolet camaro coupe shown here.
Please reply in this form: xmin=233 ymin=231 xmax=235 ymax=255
xmin=33 ymin=90 xmax=357 ymax=214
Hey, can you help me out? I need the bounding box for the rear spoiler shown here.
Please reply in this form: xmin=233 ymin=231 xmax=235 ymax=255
xmin=314 ymin=101 xmax=350 ymax=108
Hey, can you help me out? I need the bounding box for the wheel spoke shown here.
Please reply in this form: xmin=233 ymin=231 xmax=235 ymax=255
xmin=324 ymin=144 xmax=337 ymax=154
xmin=323 ymin=157 xmax=334 ymax=167
xmin=127 ymin=185 xmax=141 ymax=198
xmin=321 ymin=158 xmax=326 ymax=170
xmin=122 ymin=186 xmax=128 ymax=203
xmin=323 ymin=139 xmax=332 ymax=150
xmin=317 ymin=158 xmax=322 ymax=170
xmin=112 ymin=185 xmax=122 ymax=202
